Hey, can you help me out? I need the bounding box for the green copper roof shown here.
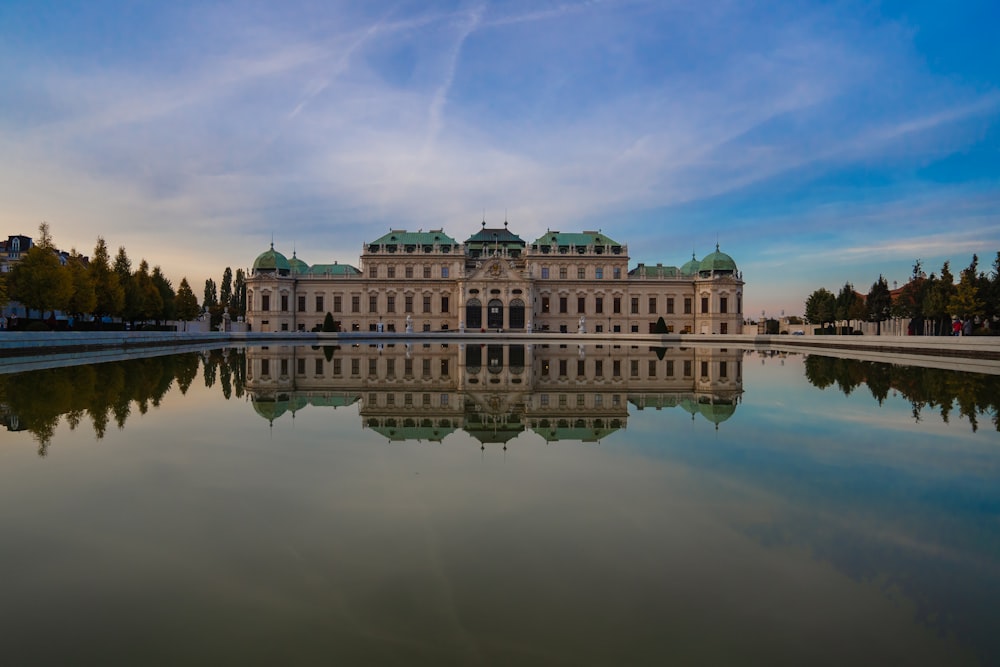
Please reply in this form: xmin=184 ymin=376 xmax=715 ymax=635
xmin=369 ymin=229 xmax=457 ymax=246
xmin=308 ymin=263 xmax=361 ymax=276
xmin=532 ymin=231 xmax=622 ymax=247
xmin=699 ymin=245 xmax=737 ymax=273
xmin=628 ymin=263 xmax=682 ymax=278
xmin=252 ymin=244 xmax=291 ymax=272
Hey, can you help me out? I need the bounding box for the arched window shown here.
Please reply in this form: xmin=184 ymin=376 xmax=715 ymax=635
xmin=466 ymin=298 xmax=482 ymax=328
xmin=509 ymin=298 xmax=525 ymax=329
xmin=487 ymin=299 xmax=504 ymax=329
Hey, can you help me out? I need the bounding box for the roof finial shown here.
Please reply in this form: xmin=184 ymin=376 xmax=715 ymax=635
xmin=270 ymin=233 xmax=274 ymax=250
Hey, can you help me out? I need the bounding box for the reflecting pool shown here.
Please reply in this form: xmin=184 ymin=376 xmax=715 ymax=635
xmin=1 ymin=343 xmax=998 ymax=665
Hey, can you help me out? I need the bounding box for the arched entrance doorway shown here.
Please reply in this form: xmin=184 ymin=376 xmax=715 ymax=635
xmin=487 ymin=299 xmax=504 ymax=329
xmin=509 ymin=298 xmax=525 ymax=329
xmin=466 ymin=298 xmax=482 ymax=329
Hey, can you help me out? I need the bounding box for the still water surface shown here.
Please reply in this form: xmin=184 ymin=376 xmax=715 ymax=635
xmin=1 ymin=344 xmax=998 ymax=665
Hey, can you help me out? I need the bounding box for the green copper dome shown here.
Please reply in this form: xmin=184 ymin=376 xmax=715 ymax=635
xmin=288 ymin=251 xmax=309 ymax=275
xmin=681 ymin=252 xmax=700 ymax=276
xmin=699 ymin=244 xmax=737 ymax=275
xmin=252 ymin=244 xmax=291 ymax=274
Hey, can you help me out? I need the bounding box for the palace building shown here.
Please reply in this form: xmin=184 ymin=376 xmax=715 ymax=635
xmin=246 ymin=223 xmax=744 ymax=334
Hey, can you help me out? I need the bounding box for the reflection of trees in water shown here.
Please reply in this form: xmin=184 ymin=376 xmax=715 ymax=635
xmin=804 ymin=355 xmax=1000 ymax=432
xmin=0 ymin=349 xmax=247 ymax=455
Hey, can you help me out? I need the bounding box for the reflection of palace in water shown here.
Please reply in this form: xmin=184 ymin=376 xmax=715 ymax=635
xmin=246 ymin=344 xmax=744 ymax=443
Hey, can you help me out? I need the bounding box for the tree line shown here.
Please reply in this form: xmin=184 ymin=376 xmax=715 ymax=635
xmin=1 ymin=222 xmax=246 ymax=329
xmin=804 ymin=254 xmax=1000 ymax=335
xmin=0 ymin=348 xmax=246 ymax=455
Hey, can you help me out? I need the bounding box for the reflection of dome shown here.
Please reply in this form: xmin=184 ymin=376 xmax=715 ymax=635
xmin=252 ymin=244 xmax=291 ymax=275
xmin=699 ymin=244 xmax=737 ymax=275
xmin=288 ymin=251 xmax=309 ymax=275
xmin=681 ymin=253 xmax=700 ymax=276
xmin=698 ymin=398 xmax=736 ymax=427
xmin=252 ymin=396 xmax=290 ymax=422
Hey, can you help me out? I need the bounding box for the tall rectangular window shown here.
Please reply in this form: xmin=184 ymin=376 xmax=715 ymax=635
xmin=631 ymin=297 xmax=639 ymax=314
xmin=720 ymin=297 xmax=728 ymax=314
xmin=315 ymin=296 xmax=324 ymax=312
xmin=542 ymin=297 xmax=550 ymax=313
xmin=577 ymin=297 xmax=586 ymax=313
xmin=595 ymin=267 xmax=603 ymax=279
xmin=648 ymin=297 xmax=656 ymax=314
xmin=261 ymin=294 xmax=270 ymax=311
xmin=334 ymin=296 xmax=342 ymax=312
xmin=613 ymin=297 xmax=621 ymax=313
xmin=577 ymin=359 xmax=585 ymax=376
xmin=369 ymin=265 xmax=378 ymax=278
xmin=315 ymin=359 xmax=323 ymax=375
xmin=541 ymin=267 xmax=550 ymax=279
xmin=423 ymin=295 xmax=431 ymax=313
xmin=405 ymin=266 xmax=413 ymax=279
xmin=667 ymin=297 xmax=674 ymax=314
xmin=559 ymin=360 xmax=567 ymax=376
xmin=559 ymin=297 xmax=568 ymax=314
xmin=351 ymin=358 xmax=360 ymax=375
xmin=441 ymin=295 xmax=449 ymax=313
xmin=298 ymin=295 xmax=306 ymax=312
xmin=281 ymin=295 xmax=289 ymax=311
xmin=405 ymin=295 xmax=413 ymax=313
xmin=613 ymin=267 xmax=621 ymax=279
xmin=441 ymin=266 xmax=449 ymax=278
xmin=701 ymin=297 xmax=709 ymax=313
xmin=559 ymin=267 xmax=567 ymax=279
xmin=387 ymin=266 xmax=396 ymax=279
xmin=684 ymin=360 xmax=692 ymax=376
xmin=387 ymin=296 xmax=395 ymax=313
xmin=577 ymin=267 xmax=585 ymax=279
xmin=423 ymin=265 xmax=431 ymax=278
xmin=351 ymin=296 xmax=360 ymax=313
xmin=666 ymin=360 xmax=674 ymax=376
xmin=684 ymin=298 xmax=692 ymax=314
xmin=595 ymin=297 xmax=603 ymax=314
xmin=369 ymin=295 xmax=378 ymax=313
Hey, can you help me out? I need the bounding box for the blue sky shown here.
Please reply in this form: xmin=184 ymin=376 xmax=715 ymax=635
xmin=1 ymin=0 xmax=997 ymax=316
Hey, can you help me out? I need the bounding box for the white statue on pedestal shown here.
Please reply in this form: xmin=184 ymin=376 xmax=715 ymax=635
xmin=578 ymin=315 xmax=586 ymax=334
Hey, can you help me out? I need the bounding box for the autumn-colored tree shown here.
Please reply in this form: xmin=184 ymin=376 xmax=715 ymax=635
xmin=8 ymin=222 xmax=73 ymax=320
xmin=90 ymin=237 xmax=124 ymax=320
xmin=65 ymin=249 xmax=96 ymax=318
xmin=175 ymin=278 xmax=201 ymax=321
xmin=151 ymin=266 xmax=176 ymax=322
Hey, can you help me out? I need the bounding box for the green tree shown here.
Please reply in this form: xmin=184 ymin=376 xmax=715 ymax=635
xmin=231 ymin=268 xmax=246 ymax=317
xmin=653 ymin=316 xmax=668 ymax=333
xmin=65 ymin=249 xmax=96 ymax=318
xmin=151 ymin=266 xmax=176 ymax=322
xmin=220 ymin=267 xmax=233 ymax=310
xmin=866 ymin=275 xmax=892 ymax=334
xmin=923 ymin=262 xmax=956 ymax=336
xmin=835 ymin=282 xmax=862 ymax=330
xmin=804 ymin=288 xmax=836 ymax=328
xmin=203 ymin=278 xmax=218 ymax=309
xmin=322 ymin=312 xmax=336 ymax=332
xmin=175 ymin=278 xmax=201 ymax=322
xmin=7 ymin=222 xmax=73 ymax=320
xmin=90 ymin=237 xmax=124 ymax=321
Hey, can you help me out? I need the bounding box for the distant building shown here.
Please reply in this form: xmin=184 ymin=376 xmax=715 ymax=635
xmin=1 ymin=234 xmax=33 ymax=274
xmin=246 ymin=222 xmax=744 ymax=334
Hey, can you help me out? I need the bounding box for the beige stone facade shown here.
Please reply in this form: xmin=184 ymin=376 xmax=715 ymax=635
xmin=246 ymin=225 xmax=744 ymax=335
